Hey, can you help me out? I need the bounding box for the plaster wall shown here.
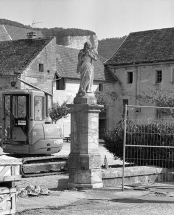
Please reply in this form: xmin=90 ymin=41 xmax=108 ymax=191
xmin=21 ymin=38 xmax=57 ymax=94
xmin=53 ymin=78 xmax=116 ymax=136
xmin=111 ymin=62 xmax=174 ymax=124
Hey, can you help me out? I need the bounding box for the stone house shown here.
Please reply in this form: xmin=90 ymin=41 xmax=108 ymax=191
xmin=54 ymin=45 xmax=117 ymax=137
xmin=0 ymin=35 xmax=117 ymax=137
xmin=0 ymin=36 xmax=57 ymax=122
xmin=0 ymin=24 xmax=43 ymax=41
xmin=105 ymin=27 xmax=174 ymax=124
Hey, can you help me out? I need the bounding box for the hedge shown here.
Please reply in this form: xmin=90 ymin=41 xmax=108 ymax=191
xmin=103 ymin=121 xmax=174 ymax=168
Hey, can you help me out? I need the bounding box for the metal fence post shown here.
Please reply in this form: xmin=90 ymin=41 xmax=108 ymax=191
xmin=122 ymin=104 xmax=127 ymax=191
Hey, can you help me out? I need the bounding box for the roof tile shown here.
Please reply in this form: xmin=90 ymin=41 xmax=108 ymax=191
xmin=57 ymin=45 xmax=115 ymax=82
xmin=106 ymin=28 xmax=174 ymax=66
xmin=0 ymin=37 xmax=53 ymax=75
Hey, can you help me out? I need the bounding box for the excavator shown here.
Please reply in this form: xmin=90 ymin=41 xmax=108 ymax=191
xmin=1 ymin=89 xmax=68 ymax=177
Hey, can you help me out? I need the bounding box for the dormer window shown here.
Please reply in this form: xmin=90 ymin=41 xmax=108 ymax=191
xmin=39 ymin=63 xmax=44 ymax=72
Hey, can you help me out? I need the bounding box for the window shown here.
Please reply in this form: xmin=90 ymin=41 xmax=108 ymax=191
xmin=171 ymin=68 xmax=174 ymax=82
xmin=39 ymin=63 xmax=44 ymax=72
xmin=99 ymin=83 xmax=103 ymax=91
xmin=127 ymin=72 xmax=133 ymax=84
xmin=156 ymin=108 xmax=170 ymax=119
xmin=56 ymin=78 xmax=65 ymax=90
xmin=123 ymin=99 xmax=128 ymax=115
xmin=11 ymin=95 xmax=28 ymax=118
xmin=34 ymin=96 xmax=44 ymax=121
xmin=156 ymin=70 xmax=162 ymax=83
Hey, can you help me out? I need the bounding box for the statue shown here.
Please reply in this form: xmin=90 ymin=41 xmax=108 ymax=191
xmin=77 ymin=41 xmax=98 ymax=95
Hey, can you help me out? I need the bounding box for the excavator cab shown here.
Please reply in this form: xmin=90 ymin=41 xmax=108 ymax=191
xmin=2 ymin=89 xmax=63 ymax=155
xmin=4 ymin=92 xmax=29 ymax=144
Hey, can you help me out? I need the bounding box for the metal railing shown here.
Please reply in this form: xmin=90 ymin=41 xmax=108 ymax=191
xmin=122 ymin=105 xmax=174 ymax=190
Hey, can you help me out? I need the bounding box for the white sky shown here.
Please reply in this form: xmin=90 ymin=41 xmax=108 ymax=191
xmin=0 ymin=0 xmax=174 ymax=40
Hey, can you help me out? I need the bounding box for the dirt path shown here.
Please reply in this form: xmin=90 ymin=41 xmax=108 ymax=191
xmin=15 ymin=174 xmax=174 ymax=215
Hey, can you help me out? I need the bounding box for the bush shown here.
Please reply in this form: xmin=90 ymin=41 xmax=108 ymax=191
xmin=48 ymin=101 xmax=69 ymax=124
xmin=103 ymin=121 xmax=174 ymax=168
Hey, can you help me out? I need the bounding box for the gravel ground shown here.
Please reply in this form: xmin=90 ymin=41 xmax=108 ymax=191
xmin=15 ymin=174 xmax=174 ymax=215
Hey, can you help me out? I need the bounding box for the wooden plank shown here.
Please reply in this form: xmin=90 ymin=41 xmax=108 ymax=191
xmin=0 ymin=159 xmax=21 ymax=165
xmin=0 ymin=193 xmax=15 ymax=207
xmin=0 ymin=188 xmax=16 ymax=215
xmin=0 ymin=175 xmax=21 ymax=182
xmin=0 ymin=188 xmax=16 ymax=194
xmin=11 ymin=193 xmax=16 ymax=214
xmin=0 ymin=163 xmax=21 ymax=166
xmin=13 ymin=165 xmax=20 ymax=176
xmin=11 ymin=166 xmax=16 ymax=188
xmin=0 ymin=166 xmax=10 ymax=177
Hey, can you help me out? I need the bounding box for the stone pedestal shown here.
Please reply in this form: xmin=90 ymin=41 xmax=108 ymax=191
xmin=68 ymin=93 xmax=103 ymax=188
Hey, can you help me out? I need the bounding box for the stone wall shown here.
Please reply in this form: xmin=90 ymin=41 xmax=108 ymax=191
xmin=109 ymin=62 xmax=174 ymax=125
xmin=63 ymin=35 xmax=98 ymax=50
xmin=21 ymin=37 xmax=57 ymax=95
xmin=102 ymin=166 xmax=174 ymax=187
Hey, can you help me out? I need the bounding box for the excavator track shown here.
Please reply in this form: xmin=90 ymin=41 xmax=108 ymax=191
xmin=21 ymin=155 xmax=68 ymax=177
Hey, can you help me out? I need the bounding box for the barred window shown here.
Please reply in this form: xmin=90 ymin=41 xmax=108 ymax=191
xmin=156 ymin=70 xmax=162 ymax=83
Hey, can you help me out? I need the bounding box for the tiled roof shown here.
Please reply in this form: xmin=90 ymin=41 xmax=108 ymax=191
xmin=0 ymin=25 xmax=43 ymax=41
xmin=106 ymin=27 xmax=174 ymax=66
xmin=0 ymin=37 xmax=53 ymax=76
xmin=56 ymin=45 xmax=116 ymax=82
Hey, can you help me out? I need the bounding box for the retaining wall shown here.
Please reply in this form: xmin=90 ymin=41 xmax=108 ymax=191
xmin=102 ymin=166 xmax=174 ymax=187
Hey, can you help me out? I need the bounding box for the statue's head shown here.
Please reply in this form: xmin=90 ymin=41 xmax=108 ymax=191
xmin=84 ymin=41 xmax=92 ymax=50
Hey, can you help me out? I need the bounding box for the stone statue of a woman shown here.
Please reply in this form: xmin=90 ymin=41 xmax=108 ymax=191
xmin=77 ymin=41 xmax=98 ymax=95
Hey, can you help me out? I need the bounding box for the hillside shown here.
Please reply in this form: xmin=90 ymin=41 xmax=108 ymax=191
xmin=38 ymin=27 xmax=95 ymax=45
xmin=98 ymin=36 xmax=127 ymax=61
xmin=0 ymin=19 xmax=126 ymax=61
xmin=0 ymin=19 xmax=95 ymax=44
xmin=0 ymin=18 xmax=29 ymax=28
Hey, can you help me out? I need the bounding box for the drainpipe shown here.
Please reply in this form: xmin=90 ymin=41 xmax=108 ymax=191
xmin=135 ymin=66 xmax=139 ymax=106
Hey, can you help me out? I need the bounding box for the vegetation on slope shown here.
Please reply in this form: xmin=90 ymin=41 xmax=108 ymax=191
xmin=98 ymin=36 xmax=127 ymax=61
xmin=0 ymin=19 xmax=126 ymax=60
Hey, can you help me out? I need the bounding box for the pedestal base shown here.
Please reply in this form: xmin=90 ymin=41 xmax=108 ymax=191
xmin=68 ymin=93 xmax=104 ymax=189
xmin=68 ymin=182 xmax=103 ymax=189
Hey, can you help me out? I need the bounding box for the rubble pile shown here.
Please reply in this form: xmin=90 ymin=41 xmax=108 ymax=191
xmin=17 ymin=185 xmax=50 ymax=197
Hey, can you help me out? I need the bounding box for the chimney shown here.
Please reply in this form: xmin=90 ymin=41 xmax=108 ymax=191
xmin=27 ymin=31 xmax=36 ymax=39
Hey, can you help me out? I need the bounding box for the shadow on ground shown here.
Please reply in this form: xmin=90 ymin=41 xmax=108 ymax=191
xmin=110 ymin=198 xmax=174 ymax=204
xmin=50 ymin=178 xmax=69 ymax=191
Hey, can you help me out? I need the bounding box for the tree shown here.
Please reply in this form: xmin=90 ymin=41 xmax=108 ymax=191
xmin=95 ymin=91 xmax=117 ymax=107
xmin=98 ymin=36 xmax=127 ymax=61
xmin=48 ymin=101 xmax=69 ymax=124
xmin=142 ymin=88 xmax=174 ymax=117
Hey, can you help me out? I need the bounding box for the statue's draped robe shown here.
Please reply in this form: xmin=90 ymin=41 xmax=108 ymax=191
xmin=77 ymin=49 xmax=97 ymax=94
